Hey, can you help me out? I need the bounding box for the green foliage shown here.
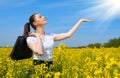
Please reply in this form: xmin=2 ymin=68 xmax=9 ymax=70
xmin=87 ymin=43 xmax=102 ymax=48
xmin=103 ymin=37 xmax=120 ymax=48
xmin=87 ymin=37 xmax=120 ymax=48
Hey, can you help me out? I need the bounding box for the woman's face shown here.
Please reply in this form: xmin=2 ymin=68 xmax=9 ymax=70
xmin=33 ymin=14 xmax=47 ymax=26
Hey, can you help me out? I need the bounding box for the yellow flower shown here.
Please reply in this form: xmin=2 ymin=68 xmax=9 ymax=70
xmin=0 ymin=45 xmax=120 ymax=78
xmin=54 ymin=72 xmax=60 ymax=78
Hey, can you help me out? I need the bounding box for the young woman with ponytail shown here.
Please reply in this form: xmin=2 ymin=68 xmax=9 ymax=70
xmin=24 ymin=13 xmax=92 ymax=67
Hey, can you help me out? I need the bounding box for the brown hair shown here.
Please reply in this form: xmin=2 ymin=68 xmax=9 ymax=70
xmin=23 ymin=13 xmax=38 ymax=36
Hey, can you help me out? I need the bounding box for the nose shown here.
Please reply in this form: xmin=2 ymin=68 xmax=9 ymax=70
xmin=42 ymin=16 xmax=46 ymax=20
xmin=42 ymin=16 xmax=45 ymax=18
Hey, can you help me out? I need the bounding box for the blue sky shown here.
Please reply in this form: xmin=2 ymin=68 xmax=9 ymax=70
xmin=0 ymin=0 xmax=120 ymax=47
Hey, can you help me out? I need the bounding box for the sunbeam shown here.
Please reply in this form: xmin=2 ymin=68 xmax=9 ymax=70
xmin=101 ymin=0 xmax=120 ymax=17
xmin=77 ymin=0 xmax=120 ymax=32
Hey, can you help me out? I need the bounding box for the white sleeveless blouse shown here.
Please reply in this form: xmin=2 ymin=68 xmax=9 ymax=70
xmin=26 ymin=32 xmax=56 ymax=61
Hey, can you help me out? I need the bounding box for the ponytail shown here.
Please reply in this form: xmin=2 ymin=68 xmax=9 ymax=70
xmin=23 ymin=22 xmax=30 ymax=36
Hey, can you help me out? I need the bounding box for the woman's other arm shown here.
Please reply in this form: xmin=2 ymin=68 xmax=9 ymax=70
xmin=27 ymin=32 xmax=43 ymax=56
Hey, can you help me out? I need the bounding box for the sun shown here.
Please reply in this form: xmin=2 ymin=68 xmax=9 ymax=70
xmin=82 ymin=0 xmax=120 ymax=19
xmin=103 ymin=0 xmax=120 ymax=16
xmin=106 ymin=0 xmax=120 ymax=9
xmin=110 ymin=0 xmax=120 ymax=7
xmin=79 ymin=0 xmax=120 ymax=31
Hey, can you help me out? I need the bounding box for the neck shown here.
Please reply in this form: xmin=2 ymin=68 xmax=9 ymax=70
xmin=36 ymin=26 xmax=45 ymax=35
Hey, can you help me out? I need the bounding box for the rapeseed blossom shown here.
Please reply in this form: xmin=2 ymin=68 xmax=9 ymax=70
xmin=0 ymin=46 xmax=120 ymax=78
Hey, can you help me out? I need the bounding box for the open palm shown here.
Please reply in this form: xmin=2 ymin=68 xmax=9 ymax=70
xmin=81 ymin=18 xmax=93 ymax=22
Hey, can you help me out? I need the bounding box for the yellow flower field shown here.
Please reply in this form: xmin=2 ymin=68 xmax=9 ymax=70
xmin=0 ymin=46 xmax=120 ymax=78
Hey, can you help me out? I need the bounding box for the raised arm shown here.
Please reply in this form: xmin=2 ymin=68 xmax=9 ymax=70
xmin=54 ymin=18 xmax=93 ymax=41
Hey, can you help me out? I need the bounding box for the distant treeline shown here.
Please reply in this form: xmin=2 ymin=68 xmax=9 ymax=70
xmin=0 ymin=37 xmax=120 ymax=48
xmin=78 ymin=37 xmax=120 ymax=48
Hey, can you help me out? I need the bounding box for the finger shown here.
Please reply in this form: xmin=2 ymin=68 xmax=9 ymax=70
xmin=28 ymin=33 xmax=35 ymax=36
xmin=28 ymin=32 xmax=32 ymax=34
xmin=88 ymin=19 xmax=93 ymax=21
xmin=29 ymin=32 xmax=35 ymax=34
xmin=28 ymin=34 xmax=33 ymax=36
xmin=29 ymin=32 xmax=35 ymax=35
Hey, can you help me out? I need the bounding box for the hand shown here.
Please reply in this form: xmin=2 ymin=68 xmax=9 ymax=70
xmin=28 ymin=32 xmax=39 ymax=37
xmin=37 ymin=52 xmax=44 ymax=56
xmin=33 ymin=51 xmax=44 ymax=56
xmin=80 ymin=18 xmax=93 ymax=22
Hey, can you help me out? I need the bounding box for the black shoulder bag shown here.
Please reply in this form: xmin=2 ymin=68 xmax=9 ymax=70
xmin=10 ymin=36 xmax=33 ymax=60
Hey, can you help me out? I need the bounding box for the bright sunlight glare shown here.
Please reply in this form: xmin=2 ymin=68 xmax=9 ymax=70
xmin=102 ymin=0 xmax=120 ymax=16
xmin=108 ymin=0 xmax=120 ymax=7
xmin=78 ymin=0 xmax=120 ymax=32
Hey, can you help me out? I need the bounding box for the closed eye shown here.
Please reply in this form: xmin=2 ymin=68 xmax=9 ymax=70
xmin=39 ymin=16 xmax=42 ymax=18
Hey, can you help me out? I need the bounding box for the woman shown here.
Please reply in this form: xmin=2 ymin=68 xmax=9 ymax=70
xmin=24 ymin=13 xmax=92 ymax=67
